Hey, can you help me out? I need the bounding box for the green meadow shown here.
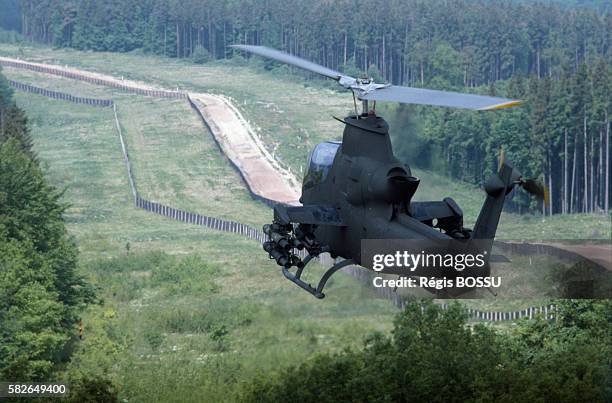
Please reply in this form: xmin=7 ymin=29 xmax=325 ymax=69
xmin=9 ymin=76 xmax=396 ymax=401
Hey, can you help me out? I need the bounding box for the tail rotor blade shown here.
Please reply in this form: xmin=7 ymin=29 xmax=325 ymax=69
xmin=520 ymin=178 xmax=549 ymax=203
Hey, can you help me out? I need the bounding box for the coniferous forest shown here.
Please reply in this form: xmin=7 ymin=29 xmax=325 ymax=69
xmin=5 ymin=0 xmax=612 ymax=215
xmin=0 ymin=67 xmax=95 ymax=382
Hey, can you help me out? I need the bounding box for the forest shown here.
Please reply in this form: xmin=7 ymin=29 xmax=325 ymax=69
xmin=7 ymin=0 xmax=610 ymax=215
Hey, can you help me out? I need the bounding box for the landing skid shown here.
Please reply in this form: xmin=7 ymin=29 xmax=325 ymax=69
xmin=263 ymin=221 xmax=354 ymax=298
xmin=282 ymin=255 xmax=355 ymax=299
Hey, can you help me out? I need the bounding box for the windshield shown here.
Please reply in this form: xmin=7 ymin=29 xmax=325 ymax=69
xmin=304 ymin=141 xmax=341 ymax=187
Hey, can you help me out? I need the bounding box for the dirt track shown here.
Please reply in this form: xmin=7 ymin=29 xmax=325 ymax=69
xmin=189 ymin=93 xmax=300 ymax=205
xmin=547 ymin=243 xmax=611 ymax=271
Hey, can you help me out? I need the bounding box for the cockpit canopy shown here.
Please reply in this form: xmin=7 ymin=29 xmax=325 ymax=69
xmin=304 ymin=141 xmax=341 ymax=187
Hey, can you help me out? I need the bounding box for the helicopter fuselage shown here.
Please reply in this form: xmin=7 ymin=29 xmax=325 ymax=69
xmin=231 ymin=44 xmax=527 ymax=298
xmin=300 ymin=114 xmax=457 ymax=266
xmin=265 ymin=113 xmax=517 ymax=297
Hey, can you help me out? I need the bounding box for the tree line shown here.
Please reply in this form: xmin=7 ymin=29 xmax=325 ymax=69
xmin=6 ymin=0 xmax=612 ymax=214
xmin=388 ymin=59 xmax=610 ymax=215
xmin=0 ymin=66 xmax=95 ymax=383
xmin=13 ymin=0 xmax=610 ymax=85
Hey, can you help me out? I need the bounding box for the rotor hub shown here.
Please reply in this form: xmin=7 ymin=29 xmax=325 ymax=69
xmin=339 ymin=75 xmax=390 ymax=99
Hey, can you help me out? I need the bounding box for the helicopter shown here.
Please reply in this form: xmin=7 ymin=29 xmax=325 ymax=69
xmin=232 ymin=45 xmax=547 ymax=299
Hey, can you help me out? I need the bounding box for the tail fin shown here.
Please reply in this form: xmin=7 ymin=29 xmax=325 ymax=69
xmin=471 ymin=162 xmax=514 ymax=240
xmin=468 ymin=163 xmax=517 ymax=281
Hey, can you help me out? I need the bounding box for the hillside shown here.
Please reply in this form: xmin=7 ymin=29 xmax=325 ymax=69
xmin=3 ymin=0 xmax=610 ymax=217
xmin=2 ymin=42 xmax=610 ymax=400
xmin=4 ymin=43 xmax=609 ymax=239
xmin=6 ymin=63 xmax=401 ymax=401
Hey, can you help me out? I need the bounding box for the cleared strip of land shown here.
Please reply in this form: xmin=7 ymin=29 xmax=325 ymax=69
xmin=0 ymin=56 xmax=301 ymax=205
xmin=189 ymin=93 xmax=300 ymax=205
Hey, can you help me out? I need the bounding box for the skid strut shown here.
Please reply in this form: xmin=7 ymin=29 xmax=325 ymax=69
xmin=282 ymin=258 xmax=355 ymax=299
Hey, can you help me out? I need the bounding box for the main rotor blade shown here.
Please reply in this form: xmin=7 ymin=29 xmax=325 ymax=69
xmin=231 ymin=45 xmax=347 ymax=81
xmin=361 ymin=85 xmax=522 ymax=110
xmin=231 ymin=45 xmax=521 ymax=110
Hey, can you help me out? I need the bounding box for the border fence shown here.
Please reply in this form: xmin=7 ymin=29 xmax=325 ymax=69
xmin=7 ymin=75 xmax=569 ymax=322
xmin=1 ymin=58 xmax=186 ymax=99
xmin=343 ymin=266 xmax=556 ymax=321
xmin=7 ymin=77 xmax=270 ymax=244
xmin=8 ymin=80 xmax=114 ymax=106
xmin=110 ymin=98 xmax=267 ymax=243
xmin=1 ymin=57 xmax=278 ymax=206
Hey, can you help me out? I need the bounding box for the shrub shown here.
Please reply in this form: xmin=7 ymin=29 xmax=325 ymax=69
xmin=192 ymin=46 xmax=211 ymax=64
xmin=238 ymin=300 xmax=611 ymax=402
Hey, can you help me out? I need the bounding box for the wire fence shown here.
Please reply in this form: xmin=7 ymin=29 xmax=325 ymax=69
xmin=8 ymin=72 xmax=566 ymax=322
xmin=134 ymin=195 xmax=266 ymax=243
xmin=1 ymin=58 xmax=186 ymax=99
xmin=494 ymin=241 xmax=607 ymax=273
xmin=8 ymin=79 xmax=113 ymax=106
xmin=112 ymin=104 xmax=137 ymax=200
xmin=343 ymin=266 xmax=556 ymax=321
xmin=110 ymin=100 xmax=267 ymax=243
xmin=7 ymin=77 xmax=270 ymax=244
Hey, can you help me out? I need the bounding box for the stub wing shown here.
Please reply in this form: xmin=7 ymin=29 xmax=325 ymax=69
xmin=274 ymin=204 xmax=345 ymax=226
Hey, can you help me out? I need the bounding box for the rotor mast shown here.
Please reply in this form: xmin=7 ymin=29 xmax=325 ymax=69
xmin=362 ymin=99 xmax=368 ymax=115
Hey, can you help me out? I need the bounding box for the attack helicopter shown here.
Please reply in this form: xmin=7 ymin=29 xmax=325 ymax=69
xmin=232 ymin=45 xmax=547 ymax=298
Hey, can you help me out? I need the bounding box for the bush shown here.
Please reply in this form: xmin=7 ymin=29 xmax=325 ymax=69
xmin=0 ymin=28 xmax=25 ymax=44
xmin=150 ymin=254 xmax=219 ymax=295
xmin=227 ymin=53 xmax=248 ymax=66
xmin=238 ymin=300 xmax=612 ymax=402
xmin=144 ymin=329 xmax=165 ymax=351
xmin=67 ymin=377 xmax=119 ymax=403
xmin=192 ymin=46 xmax=211 ymax=64
xmin=150 ymin=298 xmax=255 ymax=334
xmin=87 ymin=251 xmax=220 ymax=298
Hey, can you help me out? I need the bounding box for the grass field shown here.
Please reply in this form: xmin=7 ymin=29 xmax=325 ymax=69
xmin=2 ymin=43 xmax=609 ymax=400
xmin=5 ymin=67 xmax=270 ymax=229
xmin=5 ymin=47 xmax=607 ymax=296
xmin=11 ymin=79 xmax=400 ymax=401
